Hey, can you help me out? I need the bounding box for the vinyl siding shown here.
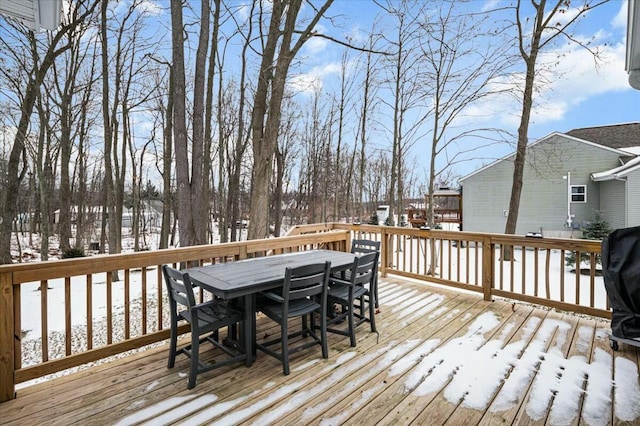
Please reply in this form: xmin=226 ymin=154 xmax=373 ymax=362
xmin=0 ymin=0 xmax=34 ymax=26
xmin=598 ymin=180 xmax=626 ymax=230
xmin=627 ymin=170 xmax=640 ymax=227
xmin=461 ymin=134 xmax=622 ymax=235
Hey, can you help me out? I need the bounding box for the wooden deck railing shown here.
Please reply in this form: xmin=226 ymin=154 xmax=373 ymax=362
xmin=326 ymin=223 xmax=607 ymax=318
xmin=1 ymin=223 xmax=609 ymax=403
xmin=0 ymin=231 xmax=350 ymax=402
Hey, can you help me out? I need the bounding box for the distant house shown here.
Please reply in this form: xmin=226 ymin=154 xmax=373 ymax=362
xmin=459 ymin=123 xmax=640 ymax=237
xmin=0 ymin=0 xmax=62 ymax=30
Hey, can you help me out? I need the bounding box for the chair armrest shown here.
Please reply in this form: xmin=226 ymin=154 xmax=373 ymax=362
xmin=191 ymin=300 xmax=220 ymax=312
xmin=259 ymin=291 xmax=285 ymax=303
xmin=328 ymin=277 xmax=350 ymax=286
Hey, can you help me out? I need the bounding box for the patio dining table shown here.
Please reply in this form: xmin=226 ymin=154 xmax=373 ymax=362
xmin=184 ymin=249 xmax=358 ymax=364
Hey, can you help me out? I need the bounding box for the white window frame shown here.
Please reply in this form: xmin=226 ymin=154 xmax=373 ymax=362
xmin=570 ymin=185 xmax=586 ymax=203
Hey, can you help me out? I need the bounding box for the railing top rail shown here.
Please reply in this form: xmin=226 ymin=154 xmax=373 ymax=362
xmin=1 ymin=230 xmax=351 ymax=284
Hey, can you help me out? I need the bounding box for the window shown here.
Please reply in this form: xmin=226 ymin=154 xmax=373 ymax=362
xmin=571 ymin=185 xmax=586 ymax=203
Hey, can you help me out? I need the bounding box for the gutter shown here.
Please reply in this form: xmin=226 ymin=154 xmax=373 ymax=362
xmin=628 ymin=0 xmax=640 ymax=89
xmin=591 ymin=156 xmax=640 ymax=181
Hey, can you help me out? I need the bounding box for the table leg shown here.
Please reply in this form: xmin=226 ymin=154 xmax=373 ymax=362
xmin=243 ymin=294 xmax=256 ymax=366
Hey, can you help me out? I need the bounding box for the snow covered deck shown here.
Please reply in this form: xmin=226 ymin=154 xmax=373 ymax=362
xmin=2 ymin=277 xmax=639 ymax=425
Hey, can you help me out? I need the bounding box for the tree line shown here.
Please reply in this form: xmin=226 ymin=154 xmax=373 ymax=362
xmin=0 ymin=0 xmax=605 ymax=263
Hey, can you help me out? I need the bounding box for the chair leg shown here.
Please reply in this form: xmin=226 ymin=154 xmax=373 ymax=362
xmin=320 ymin=309 xmax=328 ymax=359
xmin=309 ymin=312 xmax=316 ymax=335
xmin=281 ymin=321 xmax=290 ymax=375
xmin=374 ymin=275 xmax=379 ymax=309
xmin=188 ymin=326 xmax=200 ymax=389
xmin=348 ymin=304 xmax=356 ymax=347
xmin=167 ymin=319 xmax=178 ymax=369
xmin=369 ymin=293 xmax=377 ymax=333
xmin=302 ymin=314 xmax=308 ymax=337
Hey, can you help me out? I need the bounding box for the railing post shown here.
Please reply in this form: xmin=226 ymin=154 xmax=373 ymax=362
xmin=239 ymin=245 xmax=248 ymax=260
xmin=482 ymin=236 xmax=494 ymax=301
xmin=380 ymin=227 xmax=388 ymax=278
xmin=0 ymin=271 xmax=15 ymax=401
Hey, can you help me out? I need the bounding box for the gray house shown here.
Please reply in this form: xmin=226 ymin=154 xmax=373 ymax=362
xmin=0 ymin=0 xmax=61 ymax=30
xmin=459 ymin=123 xmax=640 ymax=237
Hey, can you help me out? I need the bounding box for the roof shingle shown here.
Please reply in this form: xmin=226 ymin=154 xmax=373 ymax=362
xmin=566 ymin=123 xmax=640 ymax=149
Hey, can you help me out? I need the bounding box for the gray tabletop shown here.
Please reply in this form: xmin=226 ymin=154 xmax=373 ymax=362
xmin=185 ymin=249 xmax=357 ymax=299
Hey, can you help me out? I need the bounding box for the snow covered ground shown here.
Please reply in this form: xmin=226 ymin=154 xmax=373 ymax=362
xmin=109 ymin=280 xmax=640 ymax=426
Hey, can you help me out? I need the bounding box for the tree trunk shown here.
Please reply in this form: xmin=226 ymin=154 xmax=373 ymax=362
xmin=248 ymin=0 xmax=333 ymax=240
xmin=171 ymin=0 xmax=192 ymax=247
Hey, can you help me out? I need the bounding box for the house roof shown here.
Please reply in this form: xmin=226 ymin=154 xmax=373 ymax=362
xmin=459 ymin=124 xmax=640 ymax=183
xmin=565 ymin=122 xmax=640 ymax=150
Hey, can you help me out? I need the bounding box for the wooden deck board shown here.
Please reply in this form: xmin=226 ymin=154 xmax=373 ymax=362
xmin=1 ymin=277 xmax=639 ymax=426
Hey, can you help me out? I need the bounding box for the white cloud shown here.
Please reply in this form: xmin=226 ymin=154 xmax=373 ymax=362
xmin=138 ymin=0 xmax=163 ymax=16
xmin=612 ymin=0 xmax=628 ymax=30
xmin=304 ymin=36 xmax=329 ymax=56
xmin=458 ymin=37 xmax=629 ymax=131
xmin=303 ymin=23 xmax=329 ymax=55
xmin=481 ymin=0 xmax=501 ymax=13
xmin=288 ymin=62 xmax=342 ymax=95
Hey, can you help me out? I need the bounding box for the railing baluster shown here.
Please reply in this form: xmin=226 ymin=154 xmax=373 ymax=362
xmin=157 ymin=266 xmax=163 ymax=331
xmin=560 ymin=250 xmax=565 ymax=302
xmin=86 ymin=274 xmax=93 ymax=350
xmin=447 ymin=239 xmax=452 ymax=280
xmin=575 ymin=251 xmax=581 ymax=304
xmin=124 ymin=269 xmax=130 ymax=340
xmin=545 ymin=249 xmax=551 ymax=299
xmin=521 ymin=246 xmax=526 ymax=295
xmin=475 ymin=241 xmax=479 ymax=286
xmin=509 ymin=247 xmax=514 ymax=293
xmin=40 ymin=279 xmax=48 ymax=363
xmin=14 ymin=283 xmax=21 ymax=370
xmin=107 ymin=273 xmax=113 ymax=345
xmin=534 ymin=248 xmax=539 ymax=297
xmin=65 ymin=277 xmax=71 ymax=355
xmin=141 ymin=267 xmax=147 ymax=335
xmin=456 ymin=239 xmax=460 ymax=282
xmin=590 ymin=253 xmax=596 ymax=308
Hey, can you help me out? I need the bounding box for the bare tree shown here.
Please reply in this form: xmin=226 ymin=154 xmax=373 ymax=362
xmin=355 ymin=30 xmax=382 ymax=222
xmin=247 ymin=0 xmax=334 ymax=240
xmin=418 ymin=1 xmax=512 ymax=227
xmin=378 ymin=0 xmax=430 ymax=226
xmin=170 ymin=0 xmax=214 ymax=248
xmin=331 ymin=50 xmax=357 ymax=222
xmin=0 ymin=0 xmax=99 ymax=264
xmin=504 ymin=0 xmax=608 ymax=239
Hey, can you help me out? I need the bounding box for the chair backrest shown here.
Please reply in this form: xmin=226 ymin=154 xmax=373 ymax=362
xmin=350 ymin=251 xmax=379 ymax=287
xmin=351 ymin=239 xmax=380 ymax=255
xmin=162 ymin=264 xmax=197 ymax=310
xmin=283 ymin=261 xmax=331 ymax=304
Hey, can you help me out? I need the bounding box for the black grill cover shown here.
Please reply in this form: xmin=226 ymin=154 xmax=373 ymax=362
xmin=602 ymin=226 xmax=640 ymax=339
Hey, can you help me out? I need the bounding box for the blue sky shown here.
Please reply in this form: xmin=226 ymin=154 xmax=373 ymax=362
xmin=286 ymin=0 xmax=640 ymax=181
xmin=6 ymin=0 xmax=631 ymax=188
xmin=91 ymin=0 xmax=639 ymax=186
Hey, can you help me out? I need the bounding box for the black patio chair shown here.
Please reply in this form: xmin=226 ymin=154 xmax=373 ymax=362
xmin=256 ymin=262 xmax=331 ymax=375
xmin=326 ymin=251 xmax=378 ymax=347
xmin=162 ymin=265 xmax=246 ymax=389
xmin=331 ymin=239 xmax=381 ymax=307
xmin=351 ymin=239 xmax=381 ymax=308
